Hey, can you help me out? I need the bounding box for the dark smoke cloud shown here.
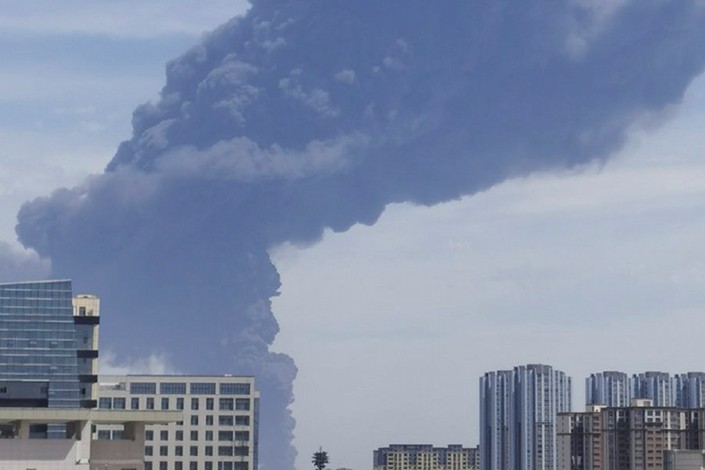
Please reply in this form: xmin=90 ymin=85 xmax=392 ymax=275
xmin=15 ymin=1 xmax=705 ymax=467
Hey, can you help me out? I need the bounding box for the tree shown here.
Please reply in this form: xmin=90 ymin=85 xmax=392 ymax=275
xmin=312 ymin=447 xmax=329 ymax=470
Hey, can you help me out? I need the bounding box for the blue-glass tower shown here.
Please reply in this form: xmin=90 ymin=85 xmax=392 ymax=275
xmin=0 ymin=280 xmax=98 ymax=414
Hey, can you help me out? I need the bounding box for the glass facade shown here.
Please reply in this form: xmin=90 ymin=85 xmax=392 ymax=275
xmin=0 ymin=280 xmax=81 ymax=409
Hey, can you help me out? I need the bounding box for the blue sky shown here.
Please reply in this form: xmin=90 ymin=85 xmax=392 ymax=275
xmin=2 ymin=2 xmax=705 ymax=470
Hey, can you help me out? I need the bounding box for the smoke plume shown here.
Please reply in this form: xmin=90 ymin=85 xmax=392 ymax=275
xmin=15 ymin=1 xmax=705 ymax=468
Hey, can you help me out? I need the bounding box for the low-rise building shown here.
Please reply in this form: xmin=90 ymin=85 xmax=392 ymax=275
xmin=374 ymin=444 xmax=479 ymax=470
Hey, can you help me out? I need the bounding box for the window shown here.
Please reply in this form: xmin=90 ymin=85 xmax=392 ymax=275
xmin=161 ymin=397 xmax=169 ymax=410
xmin=190 ymin=382 xmax=216 ymax=394
xmin=131 ymin=397 xmax=140 ymax=409
xmin=145 ymin=446 xmax=153 ymax=456
xmin=130 ymin=382 xmax=157 ymax=394
xmin=146 ymin=430 xmax=154 ymax=441
xmin=177 ymin=397 xmax=184 ymax=410
xmin=191 ymin=430 xmax=199 ymax=440
xmin=218 ymin=446 xmax=233 ymax=456
xmin=190 ymin=415 xmax=199 ymax=426
xmin=190 ymin=446 xmax=198 ymax=456
xmin=205 ymin=445 xmax=213 ymax=456
xmin=190 ymin=463 xmax=198 ymax=470
xmin=235 ymin=431 xmax=249 ymax=441
xmin=205 ymin=431 xmax=213 ymax=441
xmin=113 ymin=397 xmax=126 ymax=409
xmin=235 ymin=416 xmax=249 ymax=426
xmin=206 ymin=415 xmax=214 ymax=426
xmin=175 ymin=463 xmax=183 ymax=470
xmin=97 ymin=430 xmax=111 ymax=440
xmin=159 ymin=446 xmax=168 ymax=456
xmin=160 ymin=382 xmax=186 ymax=394
xmin=234 ymin=446 xmax=248 ymax=456
xmin=146 ymin=397 xmax=155 ymax=410
xmin=176 ymin=430 xmax=183 ymax=441
xmin=219 ymin=398 xmax=234 ymax=411
xmin=175 ymin=446 xmax=183 ymax=456
xmin=206 ymin=398 xmax=214 ymax=410
xmin=160 ymin=430 xmax=168 ymax=441
xmin=191 ymin=398 xmax=199 ymax=410
xmin=235 ymin=399 xmax=249 ymax=411
xmin=98 ymin=397 xmax=112 ymax=409
xmin=145 ymin=463 xmax=152 ymax=470
xmin=219 ymin=383 xmax=250 ymax=395
xmin=205 ymin=463 xmax=213 ymax=470
xmin=219 ymin=415 xmax=233 ymax=426
xmin=160 ymin=463 xmax=168 ymax=470
xmin=218 ymin=431 xmax=234 ymax=441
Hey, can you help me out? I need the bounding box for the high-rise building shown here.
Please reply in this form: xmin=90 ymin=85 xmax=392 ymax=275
xmin=97 ymin=374 xmax=260 ymax=470
xmin=558 ymin=400 xmax=702 ymax=470
xmin=586 ymin=371 xmax=705 ymax=410
xmin=480 ymin=370 xmax=512 ymax=470
xmin=373 ymin=444 xmax=479 ymax=470
xmin=556 ymin=405 xmax=605 ymax=470
xmin=0 ymin=280 xmax=100 ymax=438
xmin=480 ymin=364 xmax=572 ymax=470
xmin=631 ymin=372 xmax=674 ymax=407
xmin=586 ymin=372 xmax=630 ymax=408
xmin=673 ymin=373 xmax=705 ymax=409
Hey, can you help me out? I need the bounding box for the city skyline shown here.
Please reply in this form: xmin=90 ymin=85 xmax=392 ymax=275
xmin=2 ymin=2 xmax=705 ymax=470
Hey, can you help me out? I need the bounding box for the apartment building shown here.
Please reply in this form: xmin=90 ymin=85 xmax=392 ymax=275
xmin=586 ymin=372 xmax=630 ymax=408
xmin=98 ymin=375 xmax=259 ymax=470
xmin=480 ymin=364 xmax=572 ymax=470
xmin=558 ymin=400 xmax=702 ymax=470
xmin=556 ymin=406 xmax=605 ymax=470
xmin=587 ymin=371 xmax=705 ymax=409
xmin=374 ymin=444 xmax=480 ymax=470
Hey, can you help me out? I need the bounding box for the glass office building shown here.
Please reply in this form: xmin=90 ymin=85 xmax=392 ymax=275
xmin=0 ymin=280 xmax=99 ymax=413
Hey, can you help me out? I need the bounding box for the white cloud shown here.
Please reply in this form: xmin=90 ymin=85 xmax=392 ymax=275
xmin=0 ymin=1 xmax=250 ymax=39
xmin=100 ymin=351 xmax=178 ymax=375
xmin=334 ymin=69 xmax=356 ymax=84
xmin=0 ymin=242 xmax=50 ymax=282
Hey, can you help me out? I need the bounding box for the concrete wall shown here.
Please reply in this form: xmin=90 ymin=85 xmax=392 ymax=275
xmin=0 ymin=437 xmax=144 ymax=470
xmin=0 ymin=438 xmax=87 ymax=470
xmin=91 ymin=438 xmax=145 ymax=470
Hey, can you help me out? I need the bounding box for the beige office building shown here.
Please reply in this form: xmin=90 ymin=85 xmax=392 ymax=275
xmin=97 ymin=375 xmax=259 ymax=470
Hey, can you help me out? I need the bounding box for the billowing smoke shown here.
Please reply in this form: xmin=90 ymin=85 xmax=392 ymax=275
xmin=15 ymin=1 xmax=705 ymax=468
